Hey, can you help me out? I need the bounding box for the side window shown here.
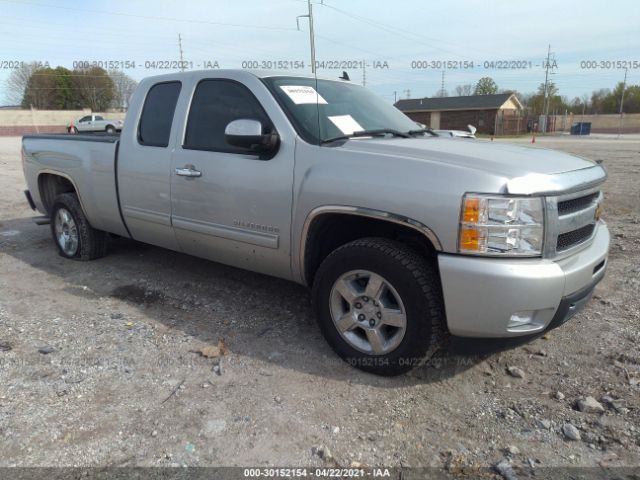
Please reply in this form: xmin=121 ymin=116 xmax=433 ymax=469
xmin=79 ymin=116 xmax=91 ymax=122
xmin=138 ymin=81 xmax=182 ymax=147
xmin=184 ymin=79 xmax=271 ymax=153
xmin=95 ymin=115 xmax=104 ymax=121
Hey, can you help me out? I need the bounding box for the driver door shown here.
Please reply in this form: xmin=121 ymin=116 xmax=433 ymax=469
xmin=169 ymin=78 xmax=294 ymax=279
xmin=77 ymin=115 xmax=92 ymax=132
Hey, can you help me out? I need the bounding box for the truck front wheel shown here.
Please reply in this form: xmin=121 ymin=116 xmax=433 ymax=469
xmin=50 ymin=193 xmax=108 ymax=260
xmin=312 ymin=237 xmax=447 ymax=376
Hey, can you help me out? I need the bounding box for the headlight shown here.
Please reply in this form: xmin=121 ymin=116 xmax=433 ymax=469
xmin=458 ymin=194 xmax=544 ymax=256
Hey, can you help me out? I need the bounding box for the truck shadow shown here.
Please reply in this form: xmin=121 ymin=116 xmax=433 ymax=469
xmin=0 ymin=216 xmax=521 ymax=386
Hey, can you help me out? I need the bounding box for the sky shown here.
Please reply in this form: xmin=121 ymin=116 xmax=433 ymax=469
xmin=1 ymin=0 xmax=639 ymax=106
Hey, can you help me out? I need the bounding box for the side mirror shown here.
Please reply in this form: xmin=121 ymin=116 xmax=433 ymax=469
xmin=225 ymin=119 xmax=279 ymax=154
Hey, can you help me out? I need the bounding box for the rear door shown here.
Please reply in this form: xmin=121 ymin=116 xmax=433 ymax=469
xmin=117 ymin=80 xmax=183 ymax=250
xmin=169 ymin=78 xmax=294 ymax=279
xmin=93 ymin=115 xmax=106 ymax=130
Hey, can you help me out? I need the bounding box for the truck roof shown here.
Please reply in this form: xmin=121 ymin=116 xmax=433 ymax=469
xmin=136 ymin=69 xmax=349 ymax=85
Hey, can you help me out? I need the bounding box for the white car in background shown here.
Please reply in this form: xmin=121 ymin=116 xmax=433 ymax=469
xmin=415 ymin=122 xmax=476 ymax=138
xmin=434 ymin=125 xmax=477 ymax=138
xmin=68 ymin=114 xmax=123 ymax=134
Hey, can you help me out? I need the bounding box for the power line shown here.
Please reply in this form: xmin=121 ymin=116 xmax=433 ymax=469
xmin=0 ymin=15 xmax=299 ymax=59
xmin=0 ymin=0 xmax=298 ymax=31
xmin=314 ymin=33 xmax=400 ymax=61
xmin=16 ymin=87 xmax=114 ymax=90
xmin=27 ymin=72 xmax=130 ymax=78
xmin=319 ymin=2 xmax=458 ymax=56
xmin=318 ymin=1 xmax=502 ymax=57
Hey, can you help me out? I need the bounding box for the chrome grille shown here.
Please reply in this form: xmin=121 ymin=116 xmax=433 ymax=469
xmin=544 ymin=187 xmax=602 ymax=258
xmin=557 ymin=224 xmax=595 ymax=251
xmin=557 ymin=192 xmax=599 ymax=216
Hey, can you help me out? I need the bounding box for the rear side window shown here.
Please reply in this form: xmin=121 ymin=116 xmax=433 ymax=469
xmin=95 ymin=116 xmax=104 ymax=121
xmin=184 ymin=79 xmax=271 ymax=153
xmin=138 ymin=81 xmax=181 ymax=147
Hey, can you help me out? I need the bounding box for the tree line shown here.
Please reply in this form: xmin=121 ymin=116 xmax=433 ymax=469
xmin=7 ymin=65 xmax=639 ymax=116
xmin=5 ymin=62 xmax=137 ymax=111
xmin=442 ymin=76 xmax=640 ymax=115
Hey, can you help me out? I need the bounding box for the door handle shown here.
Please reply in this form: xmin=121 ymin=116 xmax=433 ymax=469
xmin=175 ymin=166 xmax=202 ymax=177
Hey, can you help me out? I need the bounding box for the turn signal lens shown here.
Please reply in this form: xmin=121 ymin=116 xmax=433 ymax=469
xmin=463 ymin=197 xmax=480 ymax=223
xmin=460 ymin=226 xmax=480 ymax=251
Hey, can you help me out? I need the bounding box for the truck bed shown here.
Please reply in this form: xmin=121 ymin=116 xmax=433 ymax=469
xmin=22 ymin=133 xmax=129 ymax=237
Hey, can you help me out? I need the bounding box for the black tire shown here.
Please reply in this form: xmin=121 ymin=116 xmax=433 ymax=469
xmin=50 ymin=193 xmax=109 ymax=261
xmin=312 ymin=237 xmax=447 ymax=376
xmin=69 ymin=127 xmax=78 ymax=134
xmin=106 ymin=125 xmax=116 ymax=134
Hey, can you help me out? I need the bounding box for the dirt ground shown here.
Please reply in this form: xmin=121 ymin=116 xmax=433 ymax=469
xmin=0 ymin=134 xmax=638 ymax=473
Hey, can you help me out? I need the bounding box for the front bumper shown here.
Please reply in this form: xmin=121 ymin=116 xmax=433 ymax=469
xmin=438 ymin=221 xmax=609 ymax=337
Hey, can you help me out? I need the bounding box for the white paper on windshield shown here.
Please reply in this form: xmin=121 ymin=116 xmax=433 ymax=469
xmin=280 ymin=85 xmax=327 ymax=104
xmin=328 ymin=115 xmax=364 ymax=135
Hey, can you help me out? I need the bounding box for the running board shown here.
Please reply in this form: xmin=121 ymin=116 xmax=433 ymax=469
xmin=33 ymin=216 xmax=50 ymax=226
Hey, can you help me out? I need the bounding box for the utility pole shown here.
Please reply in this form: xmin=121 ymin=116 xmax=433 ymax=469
xmin=297 ymin=0 xmax=317 ymax=74
xmin=404 ymin=89 xmax=411 ymax=99
xmin=393 ymin=91 xmax=397 ymax=103
xmin=362 ymin=63 xmax=366 ymax=86
xmin=440 ymin=70 xmax=445 ymax=97
xmin=542 ymin=44 xmax=551 ymax=133
xmin=618 ymin=67 xmax=628 ymax=137
xmin=178 ymin=33 xmax=185 ymax=72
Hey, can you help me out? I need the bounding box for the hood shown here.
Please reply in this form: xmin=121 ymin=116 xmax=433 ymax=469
xmin=336 ymin=137 xmax=595 ymax=178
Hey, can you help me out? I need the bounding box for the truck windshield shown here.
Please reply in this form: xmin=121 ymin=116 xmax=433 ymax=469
xmin=263 ymin=76 xmax=420 ymax=145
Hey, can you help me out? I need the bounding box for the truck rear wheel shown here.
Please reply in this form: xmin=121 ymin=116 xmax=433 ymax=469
xmin=312 ymin=237 xmax=447 ymax=376
xmin=50 ymin=193 xmax=108 ymax=260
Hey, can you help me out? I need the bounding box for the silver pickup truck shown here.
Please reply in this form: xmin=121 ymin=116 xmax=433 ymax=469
xmin=21 ymin=70 xmax=609 ymax=375
xmin=68 ymin=114 xmax=124 ymax=134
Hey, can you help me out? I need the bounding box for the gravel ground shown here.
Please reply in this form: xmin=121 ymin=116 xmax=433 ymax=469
xmin=0 ymin=135 xmax=638 ymax=472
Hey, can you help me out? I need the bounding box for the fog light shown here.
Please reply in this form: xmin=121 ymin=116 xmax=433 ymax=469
xmin=508 ymin=311 xmax=535 ymax=328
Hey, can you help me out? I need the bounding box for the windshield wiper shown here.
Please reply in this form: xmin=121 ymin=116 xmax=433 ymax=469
xmin=321 ymin=128 xmax=411 ymax=145
xmin=408 ymin=128 xmax=439 ymax=137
